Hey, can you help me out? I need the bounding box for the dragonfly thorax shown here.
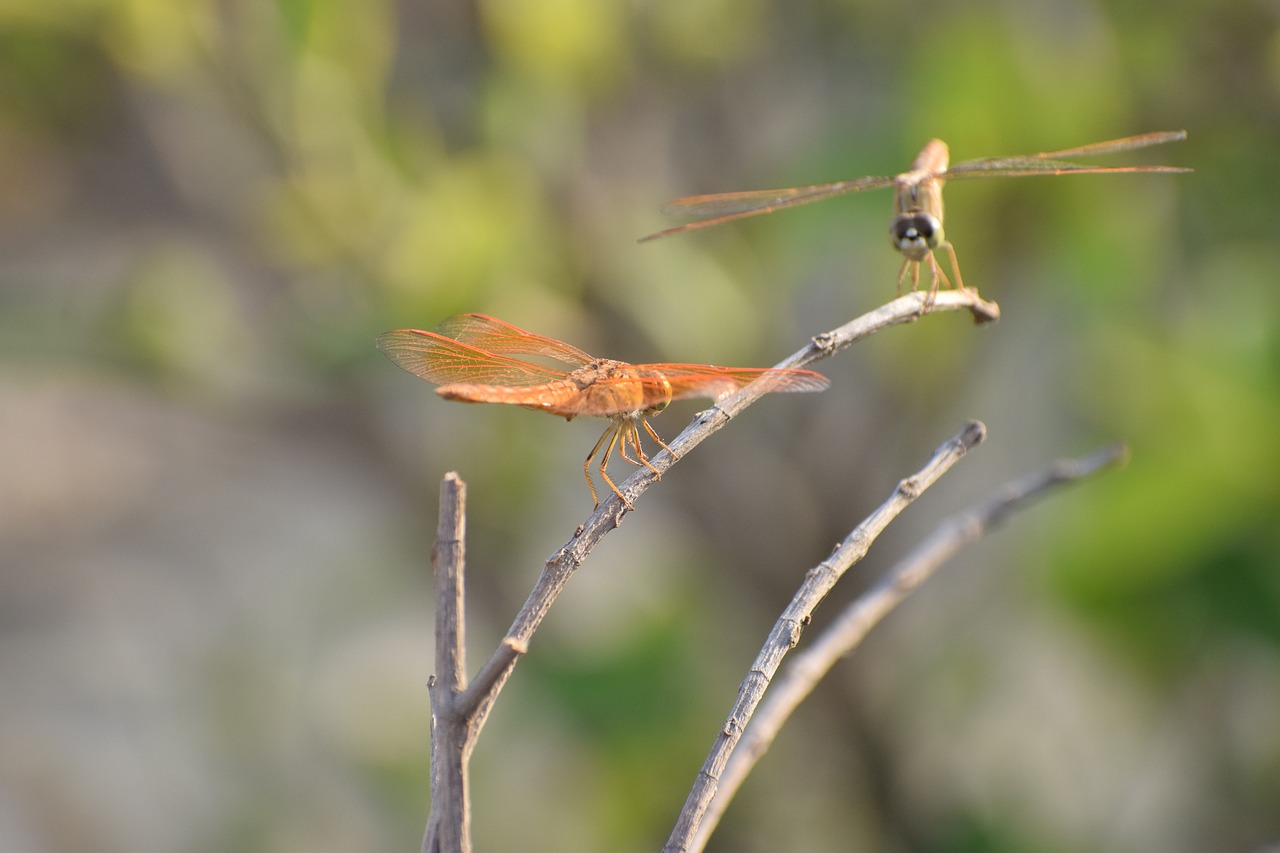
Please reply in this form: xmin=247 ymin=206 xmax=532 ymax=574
xmin=890 ymin=212 xmax=943 ymax=262
xmin=569 ymin=360 xmax=674 ymax=418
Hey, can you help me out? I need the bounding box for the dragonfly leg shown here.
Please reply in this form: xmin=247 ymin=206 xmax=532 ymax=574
xmin=616 ymin=423 xmax=646 ymax=471
xmin=597 ymin=425 xmax=634 ymax=510
xmin=896 ymin=258 xmax=918 ymax=296
xmin=626 ymin=421 xmax=664 ymax=479
xmin=924 ymin=254 xmax=944 ymax=308
xmin=940 ymin=240 xmax=967 ymax=292
xmin=924 ymin=245 xmax=965 ymax=308
xmin=584 ymin=423 xmax=619 ymax=509
xmin=641 ymin=418 xmax=677 ymax=460
xmin=616 ymin=421 xmax=650 ymax=475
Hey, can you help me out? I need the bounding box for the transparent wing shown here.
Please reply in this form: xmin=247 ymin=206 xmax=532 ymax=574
xmin=640 ymin=175 xmax=896 ymax=241
xmin=640 ymin=363 xmax=831 ymax=402
xmin=942 ymin=130 xmax=1190 ymax=181
xmin=433 ymin=314 xmax=595 ymax=366
xmin=1025 ymin=129 xmax=1187 ymax=160
xmin=376 ymin=329 xmax=569 ymax=386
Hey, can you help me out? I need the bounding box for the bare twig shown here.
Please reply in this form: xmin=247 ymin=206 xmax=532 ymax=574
xmin=459 ymin=289 xmax=1000 ymax=729
xmin=664 ymin=420 xmax=989 ymax=853
xmin=423 ymin=473 xmax=471 ymax=853
xmin=687 ymin=443 xmax=1131 ymax=851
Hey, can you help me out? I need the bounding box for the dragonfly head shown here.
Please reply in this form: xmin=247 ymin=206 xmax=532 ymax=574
xmin=890 ymin=212 xmax=943 ymax=262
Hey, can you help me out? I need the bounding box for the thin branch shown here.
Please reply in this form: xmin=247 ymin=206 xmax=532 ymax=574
xmin=664 ymin=419 xmax=989 ymax=853
xmin=434 ymin=473 xmax=468 ymax=696
xmin=459 ymin=289 xmax=1000 ymax=726
xmin=688 ymin=443 xmax=1131 ymax=851
xmin=423 ymin=473 xmax=470 ymax=853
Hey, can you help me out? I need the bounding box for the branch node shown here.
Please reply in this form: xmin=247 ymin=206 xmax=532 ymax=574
xmin=811 ymin=331 xmax=837 ymax=354
xmin=783 ymin=618 xmax=804 ymax=648
xmin=896 ymin=476 xmax=922 ymax=501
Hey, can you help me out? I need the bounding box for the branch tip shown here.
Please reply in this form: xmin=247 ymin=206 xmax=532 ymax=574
xmin=967 ymin=295 xmax=1001 ymax=324
xmin=959 ymin=419 xmax=987 ymax=448
xmin=1097 ymin=442 xmax=1130 ymax=470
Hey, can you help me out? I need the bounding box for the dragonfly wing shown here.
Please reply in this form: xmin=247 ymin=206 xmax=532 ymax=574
xmin=434 ymin=314 xmax=595 ymax=366
xmin=376 ymin=329 xmax=568 ymax=386
xmin=943 ymin=160 xmax=1192 ymax=180
xmin=641 ymin=175 xmax=896 ymax=241
xmin=943 ymin=130 xmax=1190 ymax=180
xmin=643 ymin=364 xmax=831 ymax=402
xmin=1029 ymin=130 xmax=1186 ymax=160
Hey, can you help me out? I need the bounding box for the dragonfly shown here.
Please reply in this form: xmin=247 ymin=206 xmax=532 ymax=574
xmin=377 ymin=314 xmax=830 ymax=509
xmin=642 ymin=130 xmax=1190 ymax=302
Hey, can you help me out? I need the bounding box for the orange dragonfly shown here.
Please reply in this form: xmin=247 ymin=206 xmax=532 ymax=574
xmin=642 ymin=130 xmax=1190 ymax=302
xmin=377 ymin=314 xmax=830 ymax=509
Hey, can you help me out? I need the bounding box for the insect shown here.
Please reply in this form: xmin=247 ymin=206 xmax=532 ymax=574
xmin=376 ymin=314 xmax=830 ymax=509
xmin=642 ymin=130 xmax=1190 ymax=302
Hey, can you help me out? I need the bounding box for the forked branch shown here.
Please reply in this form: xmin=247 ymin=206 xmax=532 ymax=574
xmin=422 ymin=288 xmax=1000 ymax=849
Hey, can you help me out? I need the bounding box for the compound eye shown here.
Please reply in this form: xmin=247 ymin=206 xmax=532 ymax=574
xmin=890 ymin=213 xmax=939 ymax=242
xmin=889 ymin=213 xmax=943 ymax=260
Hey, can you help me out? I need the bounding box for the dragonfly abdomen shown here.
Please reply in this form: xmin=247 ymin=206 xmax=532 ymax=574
xmin=436 ymin=380 xmax=584 ymax=415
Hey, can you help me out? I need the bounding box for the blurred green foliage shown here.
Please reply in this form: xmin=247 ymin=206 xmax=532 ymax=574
xmin=2 ymin=0 xmax=1278 ymax=850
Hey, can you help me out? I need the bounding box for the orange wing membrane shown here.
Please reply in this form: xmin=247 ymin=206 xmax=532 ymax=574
xmin=643 ymin=130 xmax=1190 ymax=303
xmin=377 ymin=314 xmax=829 ymax=509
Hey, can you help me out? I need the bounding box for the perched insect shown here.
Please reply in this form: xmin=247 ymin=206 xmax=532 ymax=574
xmin=643 ymin=130 xmax=1190 ymax=302
xmin=377 ymin=314 xmax=829 ymax=509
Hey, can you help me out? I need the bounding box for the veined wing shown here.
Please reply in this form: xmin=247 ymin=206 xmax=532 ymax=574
xmin=942 ymin=130 xmax=1191 ymax=181
xmin=376 ymin=329 xmax=569 ymax=387
xmin=641 ymin=363 xmax=831 ymax=402
xmin=640 ymin=175 xmax=897 ymax=241
xmin=535 ymin=363 xmax=828 ymax=418
xmin=644 ymin=131 xmax=1190 ymax=240
xmin=1025 ymin=129 xmax=1187 ymax=160
xmin=434 ymin=314 xmax=594 ymax=366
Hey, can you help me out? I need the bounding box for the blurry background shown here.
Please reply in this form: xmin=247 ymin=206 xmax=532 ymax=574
xmin=2 ymin=0 xmax=1278 ymax=850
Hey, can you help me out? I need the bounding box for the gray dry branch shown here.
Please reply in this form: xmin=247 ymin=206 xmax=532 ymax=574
xmin=663 ymin=420 xmax=989 ymax=853
xmin=423 ymin=473 xmax=470 ymax=853
xmin=684 ymin=443 xmax=1130 ymax=853
xmin=419 ymin=288 xmax=1000 ymax=850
